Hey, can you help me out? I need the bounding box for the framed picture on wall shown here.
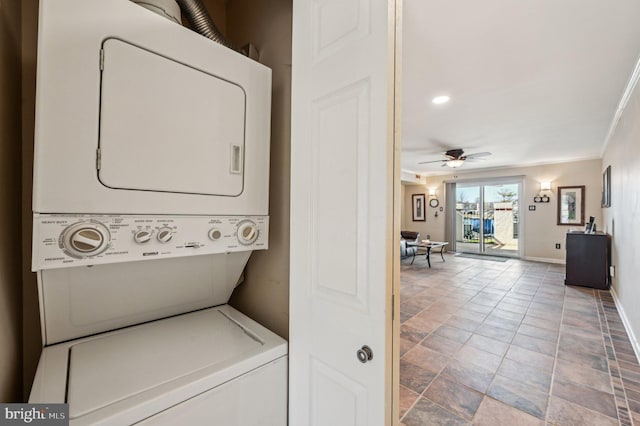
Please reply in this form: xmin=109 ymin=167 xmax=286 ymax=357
xmin=557 ymin=186 xmax=585 ymax=226
xmin=602 ymin=165 xmax=611 ymax=208
xmin=412 ymin=194 xmax=426 ymax=221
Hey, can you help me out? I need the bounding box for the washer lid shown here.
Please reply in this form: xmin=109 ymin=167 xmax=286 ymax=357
xmin=67 ymin=309 xmax=263 ymax=418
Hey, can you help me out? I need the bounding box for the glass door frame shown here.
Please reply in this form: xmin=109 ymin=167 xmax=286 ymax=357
xmin=447 ymin=176 xmax=525 ymax=259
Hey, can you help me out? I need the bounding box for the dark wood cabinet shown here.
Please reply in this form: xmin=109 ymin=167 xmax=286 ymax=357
xmin=565 ymin=231 xmax=610 ymax=289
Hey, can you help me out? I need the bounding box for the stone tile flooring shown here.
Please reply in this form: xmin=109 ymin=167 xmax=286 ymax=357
xmin=399 ymin=253 xmax=640 ymax=425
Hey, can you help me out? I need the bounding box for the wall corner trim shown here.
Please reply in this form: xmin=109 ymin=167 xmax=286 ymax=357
xmin=610 ymin=286 xmax=640 ymax=364
xmin=602 ymin=55 xmax=640 ymax=156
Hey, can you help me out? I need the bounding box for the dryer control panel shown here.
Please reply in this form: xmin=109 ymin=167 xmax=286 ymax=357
xmin=32 ymin=214 xmax=268 ymax=270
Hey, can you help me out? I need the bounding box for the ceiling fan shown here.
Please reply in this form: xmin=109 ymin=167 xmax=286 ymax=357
xmin=419 ymin=149 xmax=491 ymax=168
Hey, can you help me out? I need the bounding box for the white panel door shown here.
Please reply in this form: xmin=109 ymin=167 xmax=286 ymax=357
xmin=290 ymin=0 xmax=397 ymax=424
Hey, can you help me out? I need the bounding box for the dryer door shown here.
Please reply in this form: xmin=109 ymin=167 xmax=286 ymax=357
xmin=98 ymin=38 xmax=246 ymax=196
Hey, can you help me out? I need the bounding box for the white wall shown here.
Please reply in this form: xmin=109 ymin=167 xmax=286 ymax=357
xmin=401 ymin=159 xmax=603 ymax=262
xmin=602 ymin=64 xmax=640 ymax=356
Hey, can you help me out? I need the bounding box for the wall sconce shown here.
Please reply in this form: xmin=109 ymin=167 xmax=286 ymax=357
xmin=428 ymin=188 xmax=436 ymax=197
xmin=534 ymin=181 xmax=551 ymax=203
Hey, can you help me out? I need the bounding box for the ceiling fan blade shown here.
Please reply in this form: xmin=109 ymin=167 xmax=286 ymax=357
xmin=418 ymin=159 xmax=447 ymax=165
xmin=464 ymin=152 xmax=491 ymax=159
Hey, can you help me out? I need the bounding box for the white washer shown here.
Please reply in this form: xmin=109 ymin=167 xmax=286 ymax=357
xmin=31 ymin=306 xmax=287 ymax=425
xmin=30 ymin=217 xmax=288 ymax=424
xmin=29 ymin=1 xmax=287 ymax=424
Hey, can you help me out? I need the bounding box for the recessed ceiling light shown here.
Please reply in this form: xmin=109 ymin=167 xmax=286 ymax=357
xmin=432 ymin=95 xmax=450 ymax=105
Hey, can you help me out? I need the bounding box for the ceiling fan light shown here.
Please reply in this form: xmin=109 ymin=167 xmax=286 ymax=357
xmin=446 ymin=159 xmax=464 ymax=168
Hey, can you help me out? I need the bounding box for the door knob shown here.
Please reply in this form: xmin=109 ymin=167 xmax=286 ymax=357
xmin=357 ymin=345 xmax=373 ymax=363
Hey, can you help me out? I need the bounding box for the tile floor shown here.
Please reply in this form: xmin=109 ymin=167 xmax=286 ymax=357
xmin=399 ymin=253 xmax=640 ymax=425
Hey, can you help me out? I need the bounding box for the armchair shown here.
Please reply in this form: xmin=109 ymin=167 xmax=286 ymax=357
xmin=400 ymin=231 xmax=420 ymax=260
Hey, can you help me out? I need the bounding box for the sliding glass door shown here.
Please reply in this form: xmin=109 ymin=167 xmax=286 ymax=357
xmin=454 ymin=180 xmax=520 ymax=257
xmin=455 ymin=185 xmax=481 ymax=254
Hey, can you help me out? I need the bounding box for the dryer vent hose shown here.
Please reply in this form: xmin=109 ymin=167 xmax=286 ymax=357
xmin=176 ymin=0 xmax=236 ymax=50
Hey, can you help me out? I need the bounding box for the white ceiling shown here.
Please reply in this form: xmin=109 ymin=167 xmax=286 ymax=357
xmin=402 ymin=0 xmax=640 ymax=176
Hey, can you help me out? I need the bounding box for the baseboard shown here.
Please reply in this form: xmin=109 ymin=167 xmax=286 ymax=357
xmin=609 ymin=286 xmax=640 ymax=364
xmin=523 ymin=256 xmax=566 ymax=265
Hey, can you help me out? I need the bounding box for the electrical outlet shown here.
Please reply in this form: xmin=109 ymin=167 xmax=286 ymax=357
xmin=610 ymin=265 xmax=615 ymax=277
xmin=555 ymin=243 xmax=561 ymax=249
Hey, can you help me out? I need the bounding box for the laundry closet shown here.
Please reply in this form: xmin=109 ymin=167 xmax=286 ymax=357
xmin=24 ymin=0 xmax=293 ymax=423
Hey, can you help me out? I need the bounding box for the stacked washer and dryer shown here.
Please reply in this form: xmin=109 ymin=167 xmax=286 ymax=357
xmin=29 ymin=0 xmax=287 ymax=424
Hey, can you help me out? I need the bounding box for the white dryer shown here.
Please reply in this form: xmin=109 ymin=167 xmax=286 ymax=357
xmin=33 ymin=0 xmax=270 ymax=215
xmin=29 ymin=1 xmax=287 ymax=424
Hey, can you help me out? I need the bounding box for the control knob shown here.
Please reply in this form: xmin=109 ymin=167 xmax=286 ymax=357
xmin=157 ymin=227 xmax=173 ymax=243
xmin=61 ymin=221 xmax=110 ymax=258
xmin=134 ymin=230 xmax=152 ymax=244
xmin=208 ymin=228 xmax=222 ymax=241
xmin=237 ymin=221 xmax=259 ymax=245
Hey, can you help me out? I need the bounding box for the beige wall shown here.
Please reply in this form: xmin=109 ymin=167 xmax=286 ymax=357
xmin=602 ymin=70 xmax=640 ymax=355
xmin=402 ymin=183 xmax=438 ymax=239
xmin=0 ymin=0 xmax=23 ymax=402
xmin=402 ymin=159 xmax=603 ymax=262
xmin=202 ymin=0 xmax=226 ymax=35
xmin=227 ymin=0 xmax=292 ymax=340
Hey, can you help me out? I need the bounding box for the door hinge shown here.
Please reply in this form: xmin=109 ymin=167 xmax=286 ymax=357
xmin=96 ymin=148 xmax=101 ymax=170
xmin=99 ymin=49 xmax=104 ymax=71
